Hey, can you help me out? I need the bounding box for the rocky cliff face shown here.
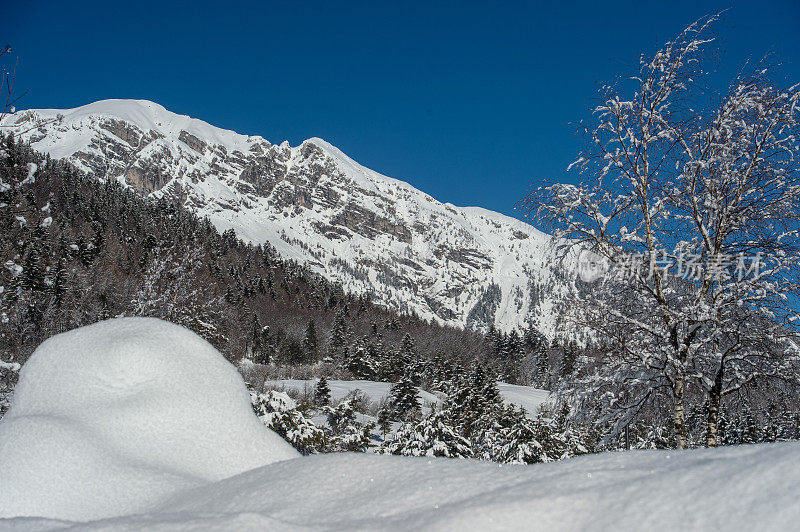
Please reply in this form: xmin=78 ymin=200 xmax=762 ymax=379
xmin=2 ymin=99 xmax=562 ymax=333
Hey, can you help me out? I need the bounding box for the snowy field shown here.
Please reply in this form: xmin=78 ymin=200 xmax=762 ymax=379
xmin=265 ymin=379 xmax=443 ymax=408
xmin=266 ymin=379 xmax=551 ymax=417
xmin=1 ymin=318 xmax=798 ymax=531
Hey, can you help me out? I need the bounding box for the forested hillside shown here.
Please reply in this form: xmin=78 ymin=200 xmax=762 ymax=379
xmin=0 ymin=135 xmax=562 ymax=401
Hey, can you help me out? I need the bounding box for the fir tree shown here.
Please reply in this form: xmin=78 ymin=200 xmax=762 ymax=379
xmin=303 ymin=318 xmax=318 ymax=359
xmin=482 ymin=405 xmax=547 ymax=464
xmin=386 ymin=371 xmax=421 ymax=422
xmin=284 ymin=337 xmax=305 ymax=365
xmin=560 ymin=341 xmax=578 ymax=379
xmin=328 ymin=309 xmax=348 ymax=360
xmin=248 ymin=314 xmax=262 ymax=359
xmin=251 ymin=390 xmax=327 ymax=455
xmin=384 ymin=409 xmax=472 ymax=458
xmin=377 ymin=405 xmax=393 ymax=439
xmin=313 ymin=375 xmax=331 ymax=406
xmin=324 ymin=398 xmax=374 ymax=452
xmin=344 ymin=337 xmax=376 ymax=379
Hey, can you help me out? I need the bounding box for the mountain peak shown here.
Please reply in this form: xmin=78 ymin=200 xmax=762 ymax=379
xmin=2 ymin=100 xmax=558 ymax=333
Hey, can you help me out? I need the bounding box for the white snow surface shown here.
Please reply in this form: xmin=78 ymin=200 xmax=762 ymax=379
xmin=2 ymin=443 xmax=799 ymax=531
xmin=0 ymin=318 xmax=297 ymax=522
xmin=496 ymin=382 xmax=551 ymax=414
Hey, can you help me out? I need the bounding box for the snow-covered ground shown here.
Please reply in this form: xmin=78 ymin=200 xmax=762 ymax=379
xmin=4 ymin=443 xmax=799 ymax=531
xmin=1 ymin=318 xmax=798 ymax=531
xmin=266 ymin=379 xmax=551 ymax=417
xmin=497 ymin=382 xmax=551 ymax=415
xmin=265 ymin=379 xmax=443 ymax=408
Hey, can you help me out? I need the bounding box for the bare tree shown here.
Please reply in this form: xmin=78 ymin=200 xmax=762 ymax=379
xmin=524 ymin=14 xmax=800 ymax=448
xmin=0 ymin=44 xmax=23 ymax=122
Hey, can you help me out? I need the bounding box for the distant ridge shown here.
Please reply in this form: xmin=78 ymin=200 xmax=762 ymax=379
xmin=2 ymin=99 xmax=562 ymax=333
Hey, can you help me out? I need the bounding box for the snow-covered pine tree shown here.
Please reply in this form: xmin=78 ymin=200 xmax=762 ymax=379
xmin=386 ymin=370 xmax=421 ymax=422
xmin=250 ymin=389 xmax=327 ymax=455
xmin=0 ymin=359 xmax=20 ymax=418
xmin=324 ymin=398 xmax=373 ymax=452
xmin=303 ymin=318 xmax=318 ymax=360
xmin=344 ymin=337 xmax=377 ymax=379
xmin=377 ymin=404 xmax=393 ymax=439
xmin=248 ymin=314 xmax=262 ymax=360
xmin=313 ymin=375 xmax=331 ymax=406
xmin=484 ymin=405 xmax=547 ymax=464
xmin=379 ymin=348 xmax=406 ymax=383
xmin=739 ymin=410 xmax=760 ymax=445
xmin=384 ymin=409 xmax=472 ymax=458
xmin=327 ymin=308 xmax=348 ymax=360
xmin=781 ymin=412 xmax=800 ymax=441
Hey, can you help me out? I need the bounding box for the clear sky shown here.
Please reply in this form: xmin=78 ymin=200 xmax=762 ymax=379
xmin=4 ymin=1 xmax=800 ymax=218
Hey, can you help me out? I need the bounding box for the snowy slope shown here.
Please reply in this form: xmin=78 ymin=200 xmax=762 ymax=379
xmin=1 ymin=100 xmax=562 ymax=333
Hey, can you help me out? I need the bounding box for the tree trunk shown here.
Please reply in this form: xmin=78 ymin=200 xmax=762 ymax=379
xmin=674 ymin=374 xmax=688 ymax=449
xmin=706 ymin=394 xmax=720 ymax=447
xmin=706 ymin=365 xmax=724 ymax=447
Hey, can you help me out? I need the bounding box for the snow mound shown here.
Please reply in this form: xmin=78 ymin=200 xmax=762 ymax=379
xmin=0 ymin=318 xmax=297 ymax=521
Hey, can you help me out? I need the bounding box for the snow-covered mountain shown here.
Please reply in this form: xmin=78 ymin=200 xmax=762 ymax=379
xmin=1 ymin=99 xmax=561 ymax=332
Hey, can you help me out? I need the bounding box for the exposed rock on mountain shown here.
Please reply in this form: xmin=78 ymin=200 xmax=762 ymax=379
xmin=2 ymin=100 xmax=559 ymax=332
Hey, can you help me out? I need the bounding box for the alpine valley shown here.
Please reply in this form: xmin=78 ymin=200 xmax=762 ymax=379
xmin=1 ymin=99 xmax=561 ymax=333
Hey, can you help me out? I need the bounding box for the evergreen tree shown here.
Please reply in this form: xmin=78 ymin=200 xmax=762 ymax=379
xmin=344 ymin=337 xmax=376 ymax=379
xmin=740 ymin=410 xmax=760 ymax=444
xmin=284 ymin=337 xmax=305 ymax=365
xmin=533 ymin=338 xmax=550 ymax=389
xmin=251 ymin=390 xmax=327 ymax=455
xmin=400 ymin=333 xmax=416 ymax=361
xmin=377 ymin=405 xmax=393 ymax=439
xmin=483 ymin=405 xmax=547 ymax=464
xmin=384 ymin=409 xmax=472 ymax=458
xmin=49 ymin=256 xmax=68 ymax=307
xmin=313 ymin=375 xmax=331 ymax=406
xmin=324 ymin=398 xmax=374 ymax=452
xmin=303 ymin=318 xmax=318 ymax=360
xmin=560 ymin=341 xmax=578 ymax=379
xmin=777 ymin=411 xmax=800 ymax=441
xmin=328 ymin=309 xmax=348 ymax=360
xmin=386 ymin=371 xmax=421 ymax=422
xmin=248 ymin=314 xmax=262 ymax=358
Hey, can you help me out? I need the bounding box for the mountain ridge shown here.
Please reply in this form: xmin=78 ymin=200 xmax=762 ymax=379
xmin=2 ymin=99 xmax=560 ymax=333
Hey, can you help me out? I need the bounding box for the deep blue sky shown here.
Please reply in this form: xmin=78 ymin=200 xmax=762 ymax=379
xmin=4 ymin=1 xmax=800 ymax=218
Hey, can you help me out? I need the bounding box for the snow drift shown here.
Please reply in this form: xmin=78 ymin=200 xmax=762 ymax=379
xmin=3 ymin=443 xmax=799 ymax=531
xmin=147 ymin=443 xmax=800 ymax=530
xmin=0 ymin=318 xmax=297 ymax=521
